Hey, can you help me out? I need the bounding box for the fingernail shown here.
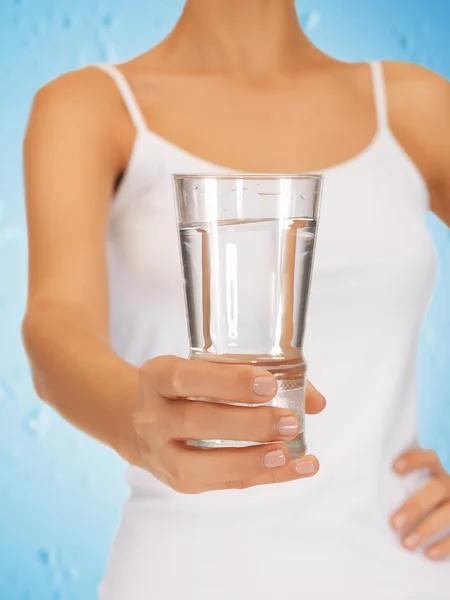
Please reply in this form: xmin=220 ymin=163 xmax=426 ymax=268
xmin=295 ymin=460 xmax=316 ymax=476
xmin=428 ymin=547 xmax=441 ymax=560
xmin=278 ymin=416 xmax=299 ymax=436
xmin=392 ymin=513 xmax=407 ymax=530
xmin=264 ymin=449 xmax=286 ymax=469
xmin=404 ymin=534 xmax=421 ymax=550
xmin=253 ymin=376 xmax=277 ymax=396
xmin=394 ymin=459 xmax=407 ymax=472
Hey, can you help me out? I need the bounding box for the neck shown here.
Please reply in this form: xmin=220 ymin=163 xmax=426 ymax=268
xmin=161 ymin=0 xmax=314 ymax=77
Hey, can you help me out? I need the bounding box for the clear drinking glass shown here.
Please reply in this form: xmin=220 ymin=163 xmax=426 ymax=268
xmin=173 ymin=174 xmax=323 ymax=457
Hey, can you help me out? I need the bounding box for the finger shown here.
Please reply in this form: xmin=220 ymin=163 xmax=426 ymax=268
xmin=144 ymin=355 xmax=278 ymax=404
xmin=426 ymin=536 xmax=450 ymax=561
xmin=401 ymin=502 xmax=450 ymax=552
xmin=391 ymin=477 xmax=449 ymax=532
xmin=393 ymin=449 xmax=444 ymax=477
xmin=162 ymin=442 xmax=319 ymax=493
xmin=166 ymin=400 xmax=300 ymax=442
xmin=305 ymin=380 xmax=326 ymax=415
xmin=242 ymin=454 xmax=319 ymax=489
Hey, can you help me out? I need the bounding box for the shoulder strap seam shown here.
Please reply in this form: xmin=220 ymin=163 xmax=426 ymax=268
xmin=94 ymin=63 xmax=148 ymax=132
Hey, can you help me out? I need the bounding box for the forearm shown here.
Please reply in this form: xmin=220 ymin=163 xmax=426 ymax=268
xmin=22 ymin=300 xmax=142 ymax=466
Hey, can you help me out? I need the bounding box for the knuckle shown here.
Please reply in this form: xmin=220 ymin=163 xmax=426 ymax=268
xmin=142 ymin=355 xmax=171 ymax=378
xmin=425 ymin=512 xmax=442 ymax=531
xmin=163 ymin=454 xmax=183 ymax=483
xmin=434 ymin=477 xmax=448 ymax=499
xmin=136 ymin=438 xmax=159 ymax=473
xmin=236 ymin=366 xmax=259 ymax=394
xmin=139 ymin=357 xmax=162 ymax=396
xmin=176 ymin=401 xmax=198 ymax=438
xmin=152 ymin=354 xmax=178 ymax=369
xmin=138 ymin=363 xmax=151 ymax=394
xmin=428 ymin=449 xmax=439 ymax=464
xmin=170 ymin=480 xmax=190 ymax=494
xmin=169 ymin=360 xmax=187 ymax=397
xmin=133 ymin=400 xmax=161 ymax=432
xmin=263 ymin=410 xmax=283 ymax=441
xmin=405 ymin=500 xmax=422 ymax=518
xmin=265 ymin=469 xmax=279 ymax=485
xmin=227 ymin=478 xmax=251 ymax=490
xmin=136 ymin=436 xmax=151 ymax=460
xmin=169 ymin=467 xmax=204 ymax=495
xmin=146 ymin=355 xmax=184 ymax=395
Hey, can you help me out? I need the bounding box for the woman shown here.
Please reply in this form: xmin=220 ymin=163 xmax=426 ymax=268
xmin=22 ymin=0 xmax=450 ymax=598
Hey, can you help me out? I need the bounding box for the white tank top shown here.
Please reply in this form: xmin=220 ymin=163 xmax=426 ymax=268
xmin=97 ymin=62 xmax=449 ymax=599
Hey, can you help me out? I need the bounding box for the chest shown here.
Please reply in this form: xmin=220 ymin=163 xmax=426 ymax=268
xmin=133 ymin=75 xmax=374 ymax=173
xmin=108 ymin=136 xmax=436 ymax=335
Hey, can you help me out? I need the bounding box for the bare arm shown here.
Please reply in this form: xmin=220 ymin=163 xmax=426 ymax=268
xmin=386 ymin=62 xmax=450 ymax=226
xmin=22 ymin=67 xmax=325 ymax=490
xmin=22 ymin=69 xmax=142 ymax=465
xmin=385 ymin=63 xmax=450 ymax=560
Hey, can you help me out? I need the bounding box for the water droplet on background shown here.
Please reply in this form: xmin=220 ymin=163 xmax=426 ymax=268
xmin=399 ymin=36 xmax=410 ymax=50
xmin=96 ymin=36 xmax=117 ymax=63
xmin=0 ymin=377 xmax=18 ymax=403
xmin=62 ymin=16 xmax=72 ymax=30
xmin=65 ymin=566 xmax=78 ymax=582
xmin=38 ymin=548 xmax=56 ymax=568
xmin=24 ymin=406 xmax=50 ymax=439
xmin=102 ymin=14 xmax=116 ymax=29
xmin=82 ymin=469 xmax=95 ymax=484
xmin=300 ymin=11 xmax=321 ymax=33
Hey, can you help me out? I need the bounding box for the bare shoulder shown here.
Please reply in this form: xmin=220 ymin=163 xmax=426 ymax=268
xmin=383 ymin=60 xmax=448 ymax=87
xmin=382 ymin=61 xmax=449 ymax=193
xmin=383 ymin=61 xmax=449 ymax=141
xmin=383 ymin=61 xmax=449 ymax=117
xmin=28 ymin=67 xmax=122 ymax=133
xmin=24 ymin=66 xmax=132 ymax=181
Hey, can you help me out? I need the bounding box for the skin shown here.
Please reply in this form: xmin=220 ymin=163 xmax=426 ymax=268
xmin=22 ymin=0 xmax=450 ymax=556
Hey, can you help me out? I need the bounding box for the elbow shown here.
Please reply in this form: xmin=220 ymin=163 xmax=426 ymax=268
xmin=21 ymin=312 xmax=48 ymax=402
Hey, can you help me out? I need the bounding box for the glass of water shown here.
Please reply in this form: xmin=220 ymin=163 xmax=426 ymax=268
xmin=173 ymin=174 xmax=323 ymax=457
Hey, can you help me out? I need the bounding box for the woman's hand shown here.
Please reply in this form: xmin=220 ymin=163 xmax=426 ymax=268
xmin=133 ymin=355 xmax=325 ymax=494
xmin=391 ymin=448 xmax=450 ymax=561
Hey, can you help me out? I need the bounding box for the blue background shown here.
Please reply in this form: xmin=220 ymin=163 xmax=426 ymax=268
xmin=0 ymin=1 xmax=449 ymax=598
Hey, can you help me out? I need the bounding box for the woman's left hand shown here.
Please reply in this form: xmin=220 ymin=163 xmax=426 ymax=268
xmin=391 ymin=448 xmax=450 ymax=561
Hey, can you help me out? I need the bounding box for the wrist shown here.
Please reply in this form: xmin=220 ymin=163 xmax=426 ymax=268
xmin=109 ymin=364 xmax=146 ymax=468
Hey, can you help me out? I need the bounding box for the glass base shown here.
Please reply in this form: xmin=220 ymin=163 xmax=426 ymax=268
xmin=186 ymin=432 xmax=306 ymax=459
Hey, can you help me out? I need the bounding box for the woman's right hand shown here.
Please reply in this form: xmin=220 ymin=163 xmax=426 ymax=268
xmin=133 ymin=355 xmax=325 ymax=494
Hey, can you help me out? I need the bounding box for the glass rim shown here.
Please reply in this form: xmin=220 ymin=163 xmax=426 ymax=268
xmin=172 ymin=173 xmax=324 ymax=181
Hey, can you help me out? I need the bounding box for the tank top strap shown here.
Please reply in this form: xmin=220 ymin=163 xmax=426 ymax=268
xmin=94 ymin=63 xmax=147 ymax=132
xmin=369 ymin=61 xmax=388 ymax=130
